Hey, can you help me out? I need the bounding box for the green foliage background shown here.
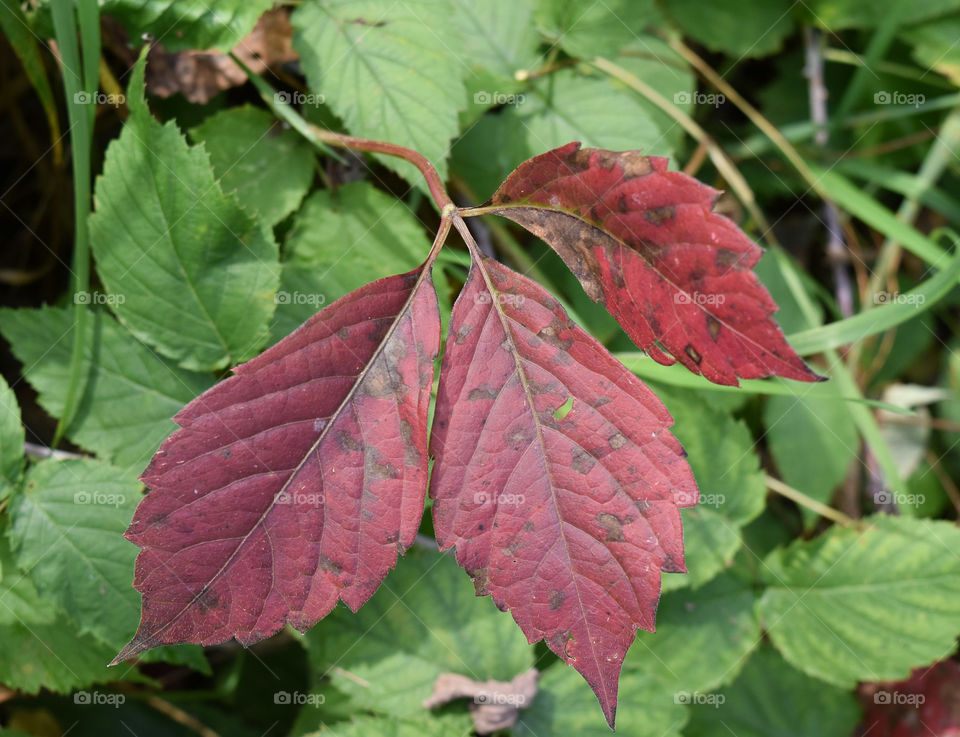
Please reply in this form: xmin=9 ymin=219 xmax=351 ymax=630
xmin=1 ymin=0 xmax=960 ymax=734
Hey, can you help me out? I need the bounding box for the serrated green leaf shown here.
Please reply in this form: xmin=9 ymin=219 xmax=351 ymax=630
xmin=292 ymin=0 xmax=466 ymax=187
xmin=271 ymin=181 xmax=429 ymax=340
xmin=654 ymin=387 xmax=767 ymax=591
xmin=517 ymin=665 xmax=687 ymax=737
xmin=684 ymin=646 xmax=861 ymax=737
xmin=8 ymin=458 xmax=143 ymax=649
xmin=88 ymin=52 xmax=280 ymax=371
xmin=764 ymin=395 xmax=858 ymax=529
xmin=758 ymin=515 xmax=960 ymax=686
xmin=101 ymin=0 xmax=274 ymax=51
xmin=305 ymin=547 xmax=533 ymax=718
xmin=0 ymin=532 xmax=124 ymax=693
xmin=0 ymin=306 xmax=214 ymax=469
xmin=511 ymin=69 xmax=670 ymax=160
xmin=190 ymin=105 xmax=315 ymax=226
xmin=448 ymin=0 xmax=541 ymax=80
xmin=6 ymin=458 xmax=208 ymax=673
xmin=536 ymin=0 xmax=660 ymax=60
xmin=0 ymin=373 xmax=24 ymax=497
xmin=626 ymin=572 xmax=760 ymax=696
xmin=662 ymin=0 xmax=795 ymax=57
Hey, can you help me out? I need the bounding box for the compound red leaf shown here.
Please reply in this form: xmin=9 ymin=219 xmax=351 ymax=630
xmin=429 ymin=255 xmax=698 ymax=728
xmin=112 ymin=267 xmax=440 ymax=663
xmin=487 ymin=142 xmax=822 ymax=386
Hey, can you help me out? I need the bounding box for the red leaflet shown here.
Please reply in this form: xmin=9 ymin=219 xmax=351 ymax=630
xmin=429 ymin=256 xmax=698 ymax=728
xmin=487 ymin=142 xmax=822 ymax=386
xmin=112 ymin=268 xmax=440 ymax=663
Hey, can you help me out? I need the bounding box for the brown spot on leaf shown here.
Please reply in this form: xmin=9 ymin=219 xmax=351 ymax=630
xmin=706 ymin=314 xmax=722 ymax=341
xmin=684 ymin=344 xmax=703 ymax=365
xmin=364 ymin=447 xmax=398 ymax=480
xmin=455 ymin=324 xmax=473 ymax=344
xmin=468 ymin=385 xmax=499 ymax=401
xmin=571 ymin=447 xmax=595 ymax=474
xmin=608 ymin=432 xmax=627 ymax=450
xmin=337 ymin=326 xmax=350 ymax=340
xmin=319 ymin=556 xmax=343 ymax=576
xmin=644 ymin=206 xmax=676 ymax=225
xmin=549 ymin=590 xmax=566 ymax=610
xmin=503 ymin=425 xmax=533 ymax=451
xmin=597 ymin=512 xmax=625 ymax=542
xmin=522 ymin=520 xmax=535 ymax=532
xmin=336 ymin=431 xmax=361 ymax=452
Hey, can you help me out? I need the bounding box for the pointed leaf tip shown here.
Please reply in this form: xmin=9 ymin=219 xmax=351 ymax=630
xmin=430 ymin=255 xmax=697 ymax=726
xmin=487 ymin=141 xmax=823 ymax=386
xmin=119 ymin=267 xmax=440 ymax=656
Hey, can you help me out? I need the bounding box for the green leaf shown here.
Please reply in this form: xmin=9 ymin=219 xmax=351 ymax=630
xmin=758 ymin=515 xmax=960 ymax=686
xmin=902 ymin=13 xmax=960 ymax=84
xmin=88 ymin=52 xmax=280 ymax=371
xmin=292 ymin=0 xmax=466 ymax=186
xmin=801 ymin=0 xmax=960 ymax=30
xmin=517 ymin=665 xmax=687 ymax=737
xmin=661 ymin=0 xmax=795 ymax=57
xmin=625 ymin=572 xmax=760 ymax=695
xmin=764 ymin=395 xmax=858 ymax=528
xmin=0 ymin=0 xmax=60 ymax=148
xmin=100 ymin=0 xmax=274 ymax=51
xmin=272 ymin=182 xmax=429 ymax=340
xmin=512 ymin=69 xmax=669 ymax=160
xmin=448 ymin=0 xmax=541 ymax=79
xmin=0 ymin=532 xmax=123 ymax=693
xmin=0 ymin=307 xmax=214 ymax=468
xmin=304 ymin=714 xmax=473 ymax=737
xmin=8 ymin=458 xmax=143 ymax=649
xmin=304 ymin=547 xmax=533 ymax=718
xmin=654 ymin=387 xmax=767 ymax=591
xmin=450 ymin=111 xmax=531 ymax=201
xmin=0 ymin=373 xmax=24 ymax=497
xmin=536 ymin=0 xmax=660 ymax=60
xmin=190 ymin=105 xmax=315 ymax=226
xmin=6 ymin=458 xmax=209 ymax=672
xmin=684 ymin=646 xmax=861 ymax=737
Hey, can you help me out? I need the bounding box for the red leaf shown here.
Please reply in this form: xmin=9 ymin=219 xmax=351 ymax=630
xmin=429 ymin=255 xmax=698 ymax=728
xmin=487 ymin=142 xmax=822 ymax=386
xmin=859 ymin=660 xmax=960 ymax=737
xmin=112 ymin=268 xmax=440 ymax=663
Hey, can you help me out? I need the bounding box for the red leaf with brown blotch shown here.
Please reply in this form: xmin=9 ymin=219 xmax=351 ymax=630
xmin=429 ymin=256 xmax=698 ymax=728
xmin=486 ymin=141 xmax=822 ymax=386
xmin=112 ymin=267 xmax=440 ymax=663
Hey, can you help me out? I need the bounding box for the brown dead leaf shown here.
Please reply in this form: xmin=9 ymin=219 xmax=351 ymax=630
xmin=423 ymin=668 xmax=539 ymax=734
xmin=145 ymin=8 xmax=297 ymax=103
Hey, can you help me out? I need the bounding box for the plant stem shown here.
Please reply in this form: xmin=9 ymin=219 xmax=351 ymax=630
xmin=765 ymin=475 xmax=856 ymax=527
